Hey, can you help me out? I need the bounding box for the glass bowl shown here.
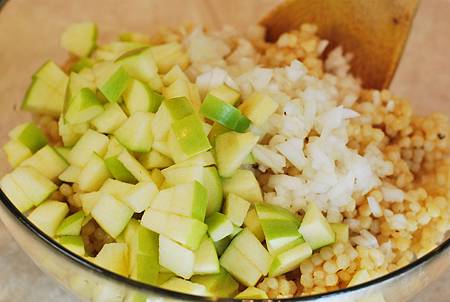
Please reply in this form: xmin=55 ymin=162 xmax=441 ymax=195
xmin=0 ymin=0 xmax=449 ymax=301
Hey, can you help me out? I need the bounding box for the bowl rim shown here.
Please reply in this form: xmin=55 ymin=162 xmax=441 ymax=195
xmin=1 ymin=189 xmax=449 ymax=301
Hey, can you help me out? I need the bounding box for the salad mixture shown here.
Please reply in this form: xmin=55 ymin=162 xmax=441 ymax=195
xmin=1 ymin=21 xmax=449 ymax=299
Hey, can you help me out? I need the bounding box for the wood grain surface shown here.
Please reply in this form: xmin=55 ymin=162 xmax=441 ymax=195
xmin=0 ymin=0 xmax=448 ymax=301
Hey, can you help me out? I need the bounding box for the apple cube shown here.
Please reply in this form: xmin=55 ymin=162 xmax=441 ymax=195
xmin=160 ymin=277 xmax=209 ymax=296
xmin=224 ymin=193 xmax=250 ymax=227
xmin=59 ymin=165 xmax=82 ymax=183
xmin=116 ymin=150 xmax=152 ymax=182
xmin=139 ymin=150 xmax=173 ymax=170
xmin=68 ymin=129 xmax=109 ymax=167
xmin=162 ymin=65 xmax=189 ymax=86
xmin=331 ymin=223 xmax=349 ymax=243
xmin=268 ymin=242 xmax=312 ymax=277
xmin=0 ymin=174 xmax=34 ymax=212
xmin=95 ymin=62 xmax=131 ymax=103
xmin=215 ymin=132 xmax=258 ymax=177
xmin=235 ymin=287 xmax=268 ymax=299
xmin=10 ymin=166 xmax=57 ymax=206
xmin=191 ymin=268 xmax=239 ymax=298
xmin=78 ymin=153 xmax=111 ymax=192
xmin=114 ymin=112 xmax=154 ymax=153
xmin=2 ymin=139 xmax=32 ymax=167
xmin=159 ymin=235 xmax=195 ymax=279
xmin=122 ymin=181 xmax=158 ymax=213
xmin=20 ymin=145 xmax=68 ymax=180
xmin=56 ymin=210 xmax=85 ymax=236
xmin=91 ymin=102 xmax=128 ymax=134
xmin=91 ymin=194 xmax=134 ymax=238
xmin=123 ymin=79 xmax=163 ymax=114
xmin=58 ymin=235 xmax=85 ymax=256
xmin=8 ymin=122 xmax=48 ymax=153
xmin=243 ymin=208 xmax=265 ymax=242
xmin=298 ymin=202 xmax=336 ymax=250
xmin=220 ymin=244 xmax=262 ymax=287
xmin=222 ymin=169 xmax=263 ymax=203
xmin=94 ymin=243 xmax=129 ymax=276
xmin=239 ymin=92 xmax=278 ymax=127
xmin=116 ymin=47 xmax=159 ymax=84
xmin=194 ymin=236 xmax=220 ymax=275
xmin=203 ymin=166 xmax=223 ymax=217
xmin=99 ymin=179 xmax=134 ymax=198
xmin=105 ymin=156 xmax=138 ymax=184
xmin=61 ymin=22 xmax=97 ymax=57
xmin=141 ymin=209 xmax=207 ymax=250
xmin=205 ymin=212 xmax=233 ymax=242
xmin=149 ymin=42 xmax=189 ymax=73
xmin=161 ymin=165 xmax=204 ymax=187
xmin=28 ymin=200 xmax=69 ymax=237
xmin=65 ymin=88 xmax=104 ymax=124
xmin=150 ymin=181 xmax=207 ymax=220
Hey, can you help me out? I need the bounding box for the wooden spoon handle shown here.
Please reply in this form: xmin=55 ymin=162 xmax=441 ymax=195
xmin=260 ymin=0 xmax=419 ymax=89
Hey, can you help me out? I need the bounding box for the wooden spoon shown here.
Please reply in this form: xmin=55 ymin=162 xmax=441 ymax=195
xmin=260 ymin=0 xmax=419 ymax=89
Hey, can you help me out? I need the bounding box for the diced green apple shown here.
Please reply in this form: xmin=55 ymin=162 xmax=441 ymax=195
xmin=205 ymin=212 xmax=234 ymax=242
xmin=58 ymin=235 xmax=85 ymax=256
xmin=122 ymin=181 xmax=158 ymax=213
xmin=104 ymin=156 xmax=138 ymax=184
xmin=95 ymin=62 xmax=131 ymax=103
xmin=234 ymin=287 xmax=268 ymax=299
xmin=150 ymin=42 xmax=189 ymax=73
xmin=215 ymin=132 xmax=258 ymax=177
xmin=194 ymin=236 xmax=220 ymax=275
xmin=58 ymin=117 xmax=89 ymax=147
xmin=65 ymin=71 xmax=96 ymax=106
xmin=150 ymin=169 xmax=165 ymax=188
xmin=224 ymin=193 xmax=250 ymax=227
xmin=78 ymin=153 xmax=111 ymax=192
xmin=169 ymin=151 xmax=215 ymax=169
xmin=71 ymin=57 xmax=94 ymax=73
xmin=2 ymin=139 xmax=32 ymax=167
xmin=150 ymin=181 xmax=207 ymax=220
xmin=159 ymin=235 xmax=195 ymax=279
xmin=65 ymin=88 xmax=104 ymax=124
xmin=220 ymin=244 xmax=262 ymax=287
xmin=20 ymin=145 xmax=68 ymax=180
xmin=91 ymin=194 xmax=134 ymax=238
xmin=162 ymin=65 xmax=189 ymax=86
xmin=203 ymin=166 xmax=223 ymax=216
xmin=199 ymin=94 xmax=249 ymax=132
xmin=9 ymin=122 xmax=48 ymax=153
xmin=33 ymin=60 xmax=69 ymax=93
xmin=213 ymin=236 xmax=232 ymax=256
xmin=55 ymin=147 xmax=71 ymax=162
xmin=61 ymin=22 xmax=97 ymax=57
xmin=68 ymin=129 xmax=109 ymax=167
xmin=123 ymin=79 xmax=163 ymax=114
xmin=331 ymin=223 xmax=349 ymax=243
xmin=114 ymin=112 xmax=154 ymax=153
xmin=260 ymin=220 xmax=304 ymax=255
xmin=99 ymin=179 xmax=134 ymax=198
xmin=116 ymin=150 xmax=152 ymax=182
xmin=28 ymin=200 xmax=69 ymax=237
xmin=94 ymin=243 xmax=129 ymax=276
xmin=91 ymin=102 xmax=128 ymax=134
xmin=59 ymin=165 xmax=81 ymax=183
xmin=79 ymin=192 xmax=101 ymax=215
xmin=161 ymin=277 xmax=209 ymax=296
xmin=243 ymin=208 xmax=265 ymax=241
xmin=229 ymin=228 xmax=272 ymax=275
xmin=131 ymin=254 xmax=159 ymax=286
xmin=10 ymin=166 xmax=57 ymax=206
xmin=116 ymin=47 xmax=160 ymax=86
xmin=239 ymin=92 xmax=278 ymax=127
xmin=56 ymin=210 xmax=85 ymax=236
xmin=268 ymin=242 xmax=312 ymax=277
xmin=171 ymin=114 xmax=212 ymax=159
xmin=256 ymin=203 xmax=300 ymax=223
xmin=161 ymin=165 xmax=204 ymax=187
xmin=298 ymin=202 xmax=336 ymax=250
xmin=191 ymin=268 xmax=239 ymax=298
xmin=139 ymin=150 xmax=173 ymax=170
xmin=222 ymin=169 xmax=263 ymax=203
xmin=209 ymin=84 xmax=240 ymax=106
xmin=208 ymin=122 xmax=230 ymax=145
xmin=105 ymin=136 xmax=125 ymax=158
xmin=165 ymin=96 xmax=194 ymax=120
xmin=151 ymin=140 xmax=171 ymax=158
xmin=0 ymin=174 xmax=34 ymax=212
xmin=141 ymin=209 xmax=207 ymax=250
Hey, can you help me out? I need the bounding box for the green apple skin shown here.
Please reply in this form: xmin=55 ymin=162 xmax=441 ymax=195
xmin=239 ymin=92 xmax=278 ymax=127
xmin=331 ymin=223 xmax=349 ymax=243
xmin=123 ymin=79 xmax=163 ymax=114
xmin=94 ymin=243 xmax=129 ymax=276
xmin=255 ymin=203 xmax=300 ymax=224
xmin=28 ymin=200 xmax=69 ymax=237
xmin=164 ymin=97 xmax=194 ymax=120
xmin=298 ymin=202 xmax=336 ymax=250
xmin=203 ymin=166 xmax=223 ymax=217
xmin=209 ymin=84 xmax=240 ymax=105
xmin=171 ymin=114 xmax=212 ymax=158
xmin=65 ymin=87 xmax=104 ymax=124
xmin=199 ymin=94 xmax=244 ymax=130
xmin=117 ymin=150 xmax=152 ymax=182
xmin=268 ymin=241 xmax=312 ymax=277
xmin=191 ymin=267 xmax=239 ymax=298
xmin=234 ymin=287 xmax=268 ymax=299
xmin=91 ymin=194 xmax=134 ymax=238
xmin=222 ymin=169 xmax=263 ymax=204
xmin=56 ymin=210 xmax=85 ymax=236
xmin=243 ymin=208 xmax=265 ymax=242
xmin=98 ymin=65 xmax=131 ymax=103
xmin=105 ymin=156 xmax=138 ymax=184
xmin=9 ymin=122 xmax=48 ymax=153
